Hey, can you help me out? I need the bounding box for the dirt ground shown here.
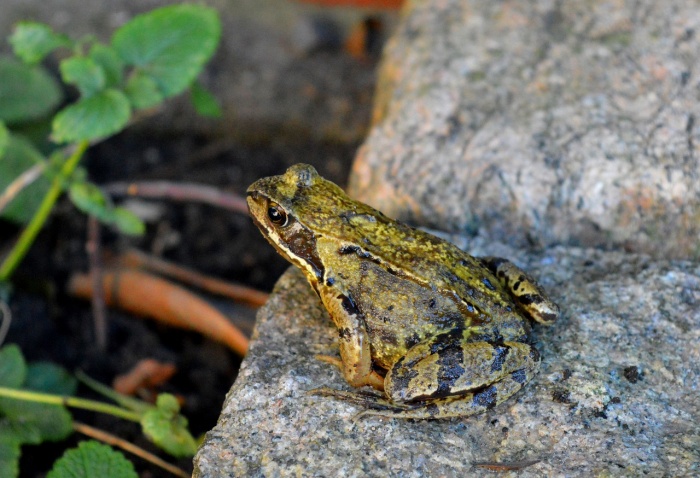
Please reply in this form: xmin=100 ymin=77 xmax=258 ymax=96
xmin=2 ymin=40 xmax=379 ymax=478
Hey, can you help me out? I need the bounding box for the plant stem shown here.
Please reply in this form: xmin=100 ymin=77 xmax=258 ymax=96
xmin=0 ymin=386 xmax=142 ymax=422
xmin=0 ymin=140 xmax=90 ymax=281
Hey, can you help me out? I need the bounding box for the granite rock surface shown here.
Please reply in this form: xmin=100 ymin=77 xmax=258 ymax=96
xmin=350 ymin=0 xmax=700 ymax=259
xmin=194 ymin=239 xmax=700 ymax=477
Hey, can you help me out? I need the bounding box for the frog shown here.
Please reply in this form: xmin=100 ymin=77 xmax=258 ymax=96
xmin=247 ymin=164 xmax=559 ymax=419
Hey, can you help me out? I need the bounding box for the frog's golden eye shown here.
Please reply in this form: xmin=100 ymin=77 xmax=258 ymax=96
xmin=267 ymin=204 xmax=288 ymax=227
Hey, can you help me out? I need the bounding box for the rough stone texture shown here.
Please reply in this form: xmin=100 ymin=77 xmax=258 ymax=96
xmin=350 ymin=0 xmax=700 ymax=259
xmin=0 ymin=0 xmax=388 ymax=141
xmin=194 ymin=240 xmax=700 ymax=477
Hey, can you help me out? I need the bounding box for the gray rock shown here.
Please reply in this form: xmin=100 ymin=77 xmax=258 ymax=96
xmin=350 ymin=0 xmax=700 ymax=259
xmin=194 ymin=240 xmax=700 ymax=477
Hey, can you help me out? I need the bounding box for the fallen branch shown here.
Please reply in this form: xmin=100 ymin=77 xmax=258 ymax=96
xmin=118 ymin=249 xmax=269 ymax=307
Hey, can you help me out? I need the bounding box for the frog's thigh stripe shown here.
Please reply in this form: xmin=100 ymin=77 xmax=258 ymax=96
xmin=361 ymin=366 xmax=537 ymax=419
xmin=386 ymin=341 xmax=539 ymax=403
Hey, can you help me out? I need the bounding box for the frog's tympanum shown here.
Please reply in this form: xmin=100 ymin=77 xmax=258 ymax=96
xmin=247 ymin=164 xmax=559 ymax=419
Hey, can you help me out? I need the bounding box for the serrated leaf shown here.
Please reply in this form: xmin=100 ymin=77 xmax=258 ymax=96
xmin=0 ymin=122 xmax=8 ymax=159
xmin=9 ymin=22 xmax=71 ymax=65
xmin=123 ymin=72 xmax=163 ymax=110
xmin=0 ymin=134 xmax=50 ymax=224
xmin=47 ymin=441 xmax=137 ymax=478
xmin=52 ymin=88 xmax=130 ymax=143
xmin=108 ymin=207 xmax=145 ymax=236
xmin=0 ymin=345 xmax=26 ymax=389
xmin=0 ymin=58 xmax=62 ymax=124
xmin=60 ymin=57 xmax=106 ymax=98
xmin=190 ymin=82 xmax=222 ymax=118
xmin=0 ymin=437 xmax=21 ymax=478
xmin=89 ymin=44 xmax=124 ymax=87
xmin=112 ymin=4 xmax=221 ymax=97
xmin=141 ymin=394 xmax=197 ymax=457
xmin=26 ymin=363 xmax=77 ymax=396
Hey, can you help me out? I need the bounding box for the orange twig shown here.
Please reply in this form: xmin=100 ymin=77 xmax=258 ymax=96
xmin=68 ymin=269 xmax=249 ymax=356
xmin=118 ymin=249 xmax=269 ymax=308
xmin=73 ymin=421 xmax=189 ymax=478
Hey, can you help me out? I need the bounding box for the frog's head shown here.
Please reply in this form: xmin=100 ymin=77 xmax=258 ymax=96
xmin=246 ymin=164 xmax=346 ymax=280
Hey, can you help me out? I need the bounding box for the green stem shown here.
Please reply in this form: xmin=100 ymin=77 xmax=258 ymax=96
xmin=0 ymin=140 xmax=90 ymax=281
xmin=0 ymin=386 xmax=142 ymax=422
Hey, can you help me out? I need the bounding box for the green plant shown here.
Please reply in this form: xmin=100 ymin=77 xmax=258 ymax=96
xmin=0 ymin=344 xmax=197 ymax=477
xmin=0 ymin=3 xmax=222 ymax=282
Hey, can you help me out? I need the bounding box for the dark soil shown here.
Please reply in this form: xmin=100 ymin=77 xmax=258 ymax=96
xmin=2 ymin=55 xmax=375 ymax=478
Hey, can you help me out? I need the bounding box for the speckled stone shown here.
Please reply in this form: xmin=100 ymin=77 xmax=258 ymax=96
xmin=350 ymin=0 xmax=700 ymax=259
xmin=194 ymin=240 xmax=700 ymax=477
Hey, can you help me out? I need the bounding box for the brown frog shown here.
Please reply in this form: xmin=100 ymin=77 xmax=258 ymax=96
xmin=247 ymin=164 xmax=559 ymax=419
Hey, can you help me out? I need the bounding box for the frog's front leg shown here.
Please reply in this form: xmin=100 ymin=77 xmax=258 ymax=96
xmin=317 ymin=287 xmax=385 ymax=390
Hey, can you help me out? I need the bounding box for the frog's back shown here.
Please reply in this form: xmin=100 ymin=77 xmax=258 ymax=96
xmin=252 ymin=163 xmax=521 ymax=322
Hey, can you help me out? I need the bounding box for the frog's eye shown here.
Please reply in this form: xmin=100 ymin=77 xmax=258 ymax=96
xmin=267 ymin=204 xmax=288 ymax=227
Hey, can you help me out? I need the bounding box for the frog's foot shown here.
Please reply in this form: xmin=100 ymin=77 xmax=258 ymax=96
xmin=308 ymin=386 xmax=411 ymax=419
xmin=478 ymin=256 xmax=559 ymax=325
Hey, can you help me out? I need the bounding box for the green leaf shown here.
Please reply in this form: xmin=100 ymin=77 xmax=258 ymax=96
xmin=0 ymin=122 xmax=8 ymax=159
xmin=47 ymin=441 xmax=137 ymax=478
xmin=0 ymin=418 xmax=41 ymax=445
xmin=141 ymin=394 xmax=197 ymax=457
xmin=60 ymin=57 xmax=106 ymax=98
xmin=0 ymin=58 xmax=62 ymax=124
xmin=0 ymin=399 xmax=72 ymax=444
xmin=108 ymin=207 xmax=145 ymax=236
xmin=26 ymin=363 xmax=78 ymax=396
xmin=68 ymin=182 xmax=110 ymax=220
xmin=0 ymin=437 xmax=21 ymax=478
xmin=52 ymin=88 xmax=131 ymax=143
xmin=112 ymin=4 xmax=221 ymax=97
xmin=9 ymin=22 xmax=71 ymax=65
xmin=69 ymin=183 xmax=145 ymax=236
xmin=0 ymin=346 xmax=72 ymax=444
xmin=123 ymin=71 xmax=163 ymax=110
xmin=190 ymin=82 xmax=222 ymax=118
xmin=89 ymin=44 xmax=124 ymax=87
xmin=0 ymin=345 xmax=26 ymax=389
xmin=0 ymin=134 xmax=50 ymax=224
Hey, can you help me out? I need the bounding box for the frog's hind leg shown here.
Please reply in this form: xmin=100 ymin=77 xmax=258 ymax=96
xmin=478 ymin=256 xmax=559 ymax=325
xmin=361 ymin=340 xmax=542 ymax=420
xmin=357 ymin=366 xmax=535 ymax=419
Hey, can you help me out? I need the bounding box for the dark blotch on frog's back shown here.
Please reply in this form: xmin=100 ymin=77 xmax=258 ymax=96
xmin=338 ymin=293 xmax=360 ymax=316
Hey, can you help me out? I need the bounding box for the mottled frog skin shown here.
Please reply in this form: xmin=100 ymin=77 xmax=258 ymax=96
xmin=247 ymin=164 xmax=559 ymax=419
